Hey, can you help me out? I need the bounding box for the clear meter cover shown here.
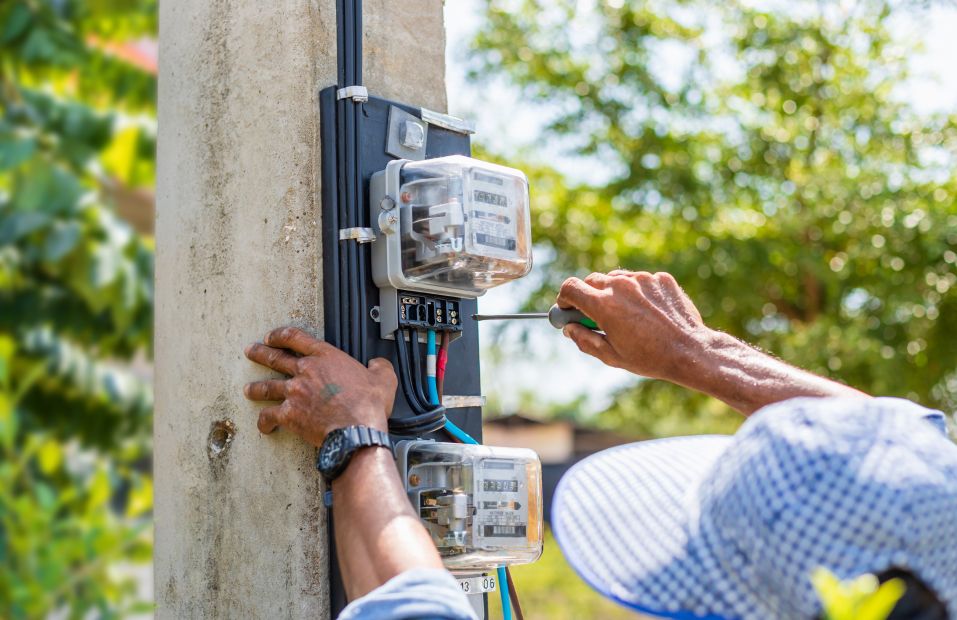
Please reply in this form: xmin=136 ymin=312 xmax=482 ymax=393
xmin=398 ymin=441 xmax=543 ymax=570
xmin=397 ymin=155 xmax=532 ymax=294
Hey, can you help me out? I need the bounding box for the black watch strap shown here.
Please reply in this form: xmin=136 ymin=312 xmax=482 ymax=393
xmin=345 ymin=425 xmax=392 ymax=453
xmin=316 ymin=425 xmax=393 ymax=483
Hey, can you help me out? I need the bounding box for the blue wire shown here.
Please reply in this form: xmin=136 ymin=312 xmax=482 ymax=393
xmin=443 ymin=418 xmax=477 ymax=445
xmin=428 ymin=330 xmax=512 ymax=619
xmin=497 ymin=566 xmax=512 ymax=620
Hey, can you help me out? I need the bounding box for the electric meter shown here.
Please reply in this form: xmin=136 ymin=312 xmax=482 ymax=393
xmin=370 ymin=155 xmax=532 ymax=299
xmin=396 ymin=440 xmax=544 ymax=570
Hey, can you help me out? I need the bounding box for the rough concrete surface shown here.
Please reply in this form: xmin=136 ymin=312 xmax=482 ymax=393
xmin=154 ymin=0 xmax=447 ymax=618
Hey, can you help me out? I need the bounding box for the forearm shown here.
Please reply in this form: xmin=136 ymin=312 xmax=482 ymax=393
xmin=332 ymin=447 xmax=444 ymax=601
xmin=674 ymin=329 xmax=869 ymax=415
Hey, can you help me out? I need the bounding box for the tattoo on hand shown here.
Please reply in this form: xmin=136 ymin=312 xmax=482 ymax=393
xmin=321 ymin=383 xmax=343 ymax=402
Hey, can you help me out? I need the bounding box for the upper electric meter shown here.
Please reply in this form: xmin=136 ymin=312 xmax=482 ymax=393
xmin=396 ymin=440 xmax=544 ymax=570
xmin=370 ymin=155 xmax=532 ymax=298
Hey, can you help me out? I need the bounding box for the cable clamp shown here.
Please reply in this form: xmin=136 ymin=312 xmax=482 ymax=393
xmin=339 ymin=227 xmax=376 ymax=243
xmin=442 ymin=395 xmax=487 ymax=409
xmin=336 ymin=85 xmax=369 ymax=102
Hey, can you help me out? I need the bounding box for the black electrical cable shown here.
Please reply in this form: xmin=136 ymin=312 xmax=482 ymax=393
xmin=335 ymin=97 xmax=351 ymax=353
xmin=353 ymin=0 xmax=362 ymax=80
xmin=350 ymin=0 xmax=367 ymax=363
xmin=335 ymin=0 xmax=367 ymax=362
xmin=343 ymin=94 xmax=360 ymax=360
xmin=389 ymin=412 xmax=447 ymax=436
xmin=354 ymin=112 xmax=367 ymax=364
xmin=394 ymin=328 xmax=428 ymax=412
xmin=407 ymin=328 xmax=432 ymax=410
xmin=391 ymin=329 xmax=448 ymax=436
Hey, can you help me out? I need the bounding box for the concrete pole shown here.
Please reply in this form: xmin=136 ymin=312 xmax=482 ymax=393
xmin=154 ymin=1 xmax=447 ymax=617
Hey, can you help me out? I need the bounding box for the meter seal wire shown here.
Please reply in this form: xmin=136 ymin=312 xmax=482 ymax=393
xmin=427 ymin=331 xmax=519 ymax=620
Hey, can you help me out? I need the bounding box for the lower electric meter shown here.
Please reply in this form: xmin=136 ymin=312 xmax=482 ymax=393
xmin=370 ymin=155 xmax=532 ymax=298
xmin=396 ymin=440 xmax=544 ymax=570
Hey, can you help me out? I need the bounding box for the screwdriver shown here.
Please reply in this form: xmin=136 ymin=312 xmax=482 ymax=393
xmin=472 ymin=304 xmax=600 ymax=330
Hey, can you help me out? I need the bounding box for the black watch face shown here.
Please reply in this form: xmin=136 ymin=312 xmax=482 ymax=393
xmin=319 ymin=431 xmax=347 ymax=473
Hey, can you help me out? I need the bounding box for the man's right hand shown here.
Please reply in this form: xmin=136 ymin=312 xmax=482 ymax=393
xmin=557 ymin=270 xmax=867 ymax=414
xmin=556 ymin=270 xmax=714 ymax=385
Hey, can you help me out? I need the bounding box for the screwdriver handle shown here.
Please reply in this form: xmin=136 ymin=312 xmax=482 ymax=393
xmin=548 ymin=305 xmax=599 ymax=330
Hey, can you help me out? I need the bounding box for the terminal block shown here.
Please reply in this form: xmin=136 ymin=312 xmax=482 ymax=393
xmin=397 ymin=293 xmax=463 ymax=332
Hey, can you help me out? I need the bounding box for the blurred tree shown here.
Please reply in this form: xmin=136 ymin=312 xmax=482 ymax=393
xmin=0 ymin=0 xmax=156 ymax=615
xmin=471 ymin=0 xmax=957 ymax=436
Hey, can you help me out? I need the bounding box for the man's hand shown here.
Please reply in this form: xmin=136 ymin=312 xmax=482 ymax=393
xmin=556 ymin=270 xmax=709 ymax=385
xmin=244 ymin=328 xmax=445 ymax=601
xmin=557 ymin=270 xmax=867 ymax=413
xmin=243 ymin=327 xmax=397 ymax=446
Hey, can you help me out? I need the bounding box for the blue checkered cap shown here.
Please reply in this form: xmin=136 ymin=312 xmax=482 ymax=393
xmin=552 ymin=397 xmax=957 ymax=619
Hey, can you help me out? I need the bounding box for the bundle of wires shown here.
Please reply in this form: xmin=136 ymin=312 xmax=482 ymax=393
xmin=389 ymin=327 xmax=447 ymax=436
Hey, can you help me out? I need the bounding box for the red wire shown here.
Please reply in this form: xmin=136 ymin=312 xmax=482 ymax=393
xmin=436 ymin=331 xmax=449 ymax=398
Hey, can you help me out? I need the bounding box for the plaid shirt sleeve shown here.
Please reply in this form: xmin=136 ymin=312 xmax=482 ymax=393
xmin=338 ymin=568 xmax=478 ymax=620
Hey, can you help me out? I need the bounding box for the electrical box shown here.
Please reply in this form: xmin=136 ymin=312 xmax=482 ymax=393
xmin=370 ymin=155 xmax=532 ymax=298
xmin=396 ymin=440 xmax=544 ymax=570
xmin=320 ymin=86 xmax=540 ymax=618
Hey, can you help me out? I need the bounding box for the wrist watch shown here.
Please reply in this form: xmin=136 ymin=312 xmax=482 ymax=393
xmin=316 ymin=425 xmax=392 ymax=482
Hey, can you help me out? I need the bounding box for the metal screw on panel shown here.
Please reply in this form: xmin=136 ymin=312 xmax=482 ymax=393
xmin=379 ymin=196 xmax=396 ymax=211
xmin=399 ymin=120 xmax=426 ymax=149
xmin=369 ymin=306 xmax=381 ymax=322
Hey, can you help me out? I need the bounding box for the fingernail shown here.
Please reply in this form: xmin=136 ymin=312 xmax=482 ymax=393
xmin=243 ymin=383 xmax=250 ymax=397
xmin=244 ymin=344 xmax=253 ymax=356
xmin=562 ymin=326 xmax=571 ymax=338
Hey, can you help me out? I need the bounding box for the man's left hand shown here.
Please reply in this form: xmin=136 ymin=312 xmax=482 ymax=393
xmin=243 ymin=327 xmax=398 ymax=447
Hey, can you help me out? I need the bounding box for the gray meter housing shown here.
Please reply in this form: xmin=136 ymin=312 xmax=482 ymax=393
xmin=370 ymin=155 xmax=532 ymax=339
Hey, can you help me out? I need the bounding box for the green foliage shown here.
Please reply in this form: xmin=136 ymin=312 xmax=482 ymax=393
xmin=0 ymin=336 xmax=153 ymax=619
xmin=0 ymin=0 xmax=156 ymax=614
xmin=471 ymin=0 xmax=957 ymax=435
xmin=813 ymin=568 xmax=905 ymax=620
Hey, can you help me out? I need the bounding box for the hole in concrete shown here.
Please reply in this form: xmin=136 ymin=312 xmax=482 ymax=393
xmin=208 ymin=419 xmax=236 ymax=458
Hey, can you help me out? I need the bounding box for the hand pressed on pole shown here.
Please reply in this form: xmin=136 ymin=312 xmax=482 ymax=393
xmin=242 ymin=328 xmax=445 ymax=601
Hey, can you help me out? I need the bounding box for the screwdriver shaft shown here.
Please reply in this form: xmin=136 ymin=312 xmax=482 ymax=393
xmin=472 ymin=313 xmax=549 ymax=321
xmin=472 ymin=305 xmax=600 ymax=330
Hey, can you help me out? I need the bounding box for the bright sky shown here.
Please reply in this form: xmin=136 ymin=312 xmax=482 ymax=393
xmin=444 ymin=1 xmax=957 ymax=416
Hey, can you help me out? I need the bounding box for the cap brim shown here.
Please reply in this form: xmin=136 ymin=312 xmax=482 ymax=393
xmin=552 ymin=436 xmax=732 ymax=619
